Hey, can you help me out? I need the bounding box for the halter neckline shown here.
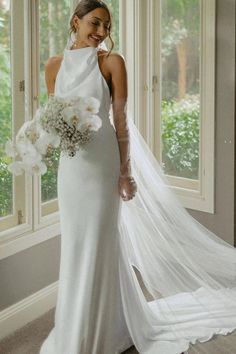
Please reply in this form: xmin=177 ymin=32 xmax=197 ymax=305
xmin=65 ymin=45 xmax=99 ymax=53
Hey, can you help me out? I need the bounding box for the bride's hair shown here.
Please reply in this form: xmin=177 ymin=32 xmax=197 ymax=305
xmin=69 ymin=0 xmax=114 ymax=56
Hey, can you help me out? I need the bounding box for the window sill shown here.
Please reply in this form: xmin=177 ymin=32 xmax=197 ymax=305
xmin=0 ymin=221 xmax=61 ymax=261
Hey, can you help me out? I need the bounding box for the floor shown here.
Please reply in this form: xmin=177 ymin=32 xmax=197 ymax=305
xmin=0 ymin=268 xmax=236 ymax=353
xmin=1 ymin=305 xmax=236 ymax=354
xmin=0 ymin=308 xmax=138 ymax=354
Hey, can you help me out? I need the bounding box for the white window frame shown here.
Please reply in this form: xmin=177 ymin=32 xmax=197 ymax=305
xmin=0 ymin=0 xmax=216 ymax=260
xmin=122 ymin=0 xmax=216 ymax=213
xmin=0 ymin=0 xmax=33 ymax=239
xmin=30 ymin=0 xmax=60 ymax=231
xmin=0 ymin=0 xmax=73 ymax=259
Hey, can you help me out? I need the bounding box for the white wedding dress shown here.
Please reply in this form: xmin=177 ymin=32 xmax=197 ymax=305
xmin=39 ymin=45 xmax=236 ymax=354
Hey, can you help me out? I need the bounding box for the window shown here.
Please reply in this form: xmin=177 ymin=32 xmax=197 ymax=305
xmin=160 ymin=0 xmax=200 ymax=181
xmin=159 ymin=0 xmax=215 ymax=212
xmin=0 ymin=0 xmax=31 ymax=236
xmin=0 ymin=0 xmax=13 ymax=221
xmin=125 ymin=0 xmax=215 ymax=212
xmin=39 ymin=0 xmax=71 ymax=221
xmin=106 ymin=0 xmax=120 ymax=51
xmin=0 ymin=0 xmax=120 ymax=255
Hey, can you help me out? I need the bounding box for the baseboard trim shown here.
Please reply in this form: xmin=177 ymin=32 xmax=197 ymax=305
xmin=0 ymin=282 xmax=58 ymax=341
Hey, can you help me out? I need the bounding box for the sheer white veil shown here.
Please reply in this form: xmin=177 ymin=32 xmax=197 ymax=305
xmin=63 ymin=4 xmax=236 ymax=354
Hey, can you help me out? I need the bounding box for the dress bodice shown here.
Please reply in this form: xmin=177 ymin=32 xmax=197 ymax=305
xmin=54 ymin=46 xmax=111 ymax=120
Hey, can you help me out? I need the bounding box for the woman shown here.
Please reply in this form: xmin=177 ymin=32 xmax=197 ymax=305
xmin=39 ymin=1 xmax=236 ymax=354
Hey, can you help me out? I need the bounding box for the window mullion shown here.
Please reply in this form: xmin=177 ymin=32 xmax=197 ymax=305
xmin=0 ymin=0 xmax=33 ymax=237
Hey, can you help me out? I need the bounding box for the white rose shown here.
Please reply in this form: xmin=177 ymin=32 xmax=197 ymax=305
xmin=7 ymin=161 xmax=25 ymax=176
xmin=76 ymin=96 xmax=100 ymax=115
xmin=77 ymin=115 xmax=102 ymax=132
xmin=32 ymin=161 xmax=47 ymax=175
xmin=35 ymin=130 xmax=60 ymax=154
xmin=22 ymin=151 xmax=42 ymax=165
xmin=5 ymin=139 xmax=18 ymax=158
xmin=61 ymin=106 xmax=80 ymax=127
xmin=87 ymin=115 xmax=102 ymax=131
xmin=16 ymin=139 xmax=38 ymax=158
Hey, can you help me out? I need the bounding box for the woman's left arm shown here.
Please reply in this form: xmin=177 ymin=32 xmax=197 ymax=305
xmin=107 ymin=53 xmax=137 ymax=201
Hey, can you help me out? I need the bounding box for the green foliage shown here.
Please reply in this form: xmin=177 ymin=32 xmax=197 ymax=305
xmin=163 ymin=0 xmax=199 ymax=31
xmin=0 ymin=160 xmax=13 ymax=217
xmin=161 ymin=0 xmax=200 ymax=57
xmin=0 ymin=44 xmax=11 ymax=156
xmin=105 ymin=0 xmax=119 ymax=51
xmin=161 ymin=20 xmax=188 ymax=58
xmin=0 ymin=5 xmax=12 ymax=217
xmin=161 ymin=95 xmax=200 ymax=179
xmin=0 ymin=4 xmax=11 ymax=156
xmin=39 ymin=0 xmax=70 ymax=203
xmin=41 ymin=147 xmax=60 ymax=202
xmin=39 ymin=0 xmax=71 ymax=106
xmin=161 ymin=0 xmax=200 ymax=102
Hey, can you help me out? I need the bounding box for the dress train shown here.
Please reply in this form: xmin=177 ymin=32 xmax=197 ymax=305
xmin=116 ymin=114 xmax=236 ymax=353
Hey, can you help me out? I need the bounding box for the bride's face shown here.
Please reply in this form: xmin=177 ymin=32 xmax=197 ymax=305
xmin=73 ymin=8 xmax=111 ymax=47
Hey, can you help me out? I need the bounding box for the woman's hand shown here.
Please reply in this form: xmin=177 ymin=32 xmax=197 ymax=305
xmin=118 ymin=175 xmax=137 ymax=201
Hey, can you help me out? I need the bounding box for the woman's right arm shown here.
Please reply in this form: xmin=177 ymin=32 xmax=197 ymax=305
xmin=44 ymin=56 xmax=62 ymax=97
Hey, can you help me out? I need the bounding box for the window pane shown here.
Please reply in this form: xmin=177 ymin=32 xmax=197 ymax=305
xmin=0 ymin=0 xmax=13 ymax=218
xmin=161 ymin=0 xmax=200 ymax=180
xmin=39 ymin=0 xmax=70 ymax=204
xmin=105 ymin=0 xmax=120 ymax=51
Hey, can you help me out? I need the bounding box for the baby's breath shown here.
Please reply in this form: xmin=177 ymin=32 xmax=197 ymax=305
xmin=39 ymin=95 xmax=101 ymax=157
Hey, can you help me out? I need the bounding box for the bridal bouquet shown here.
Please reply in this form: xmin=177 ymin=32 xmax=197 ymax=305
xmin=5 ymin=95 xmax=102 ymax=176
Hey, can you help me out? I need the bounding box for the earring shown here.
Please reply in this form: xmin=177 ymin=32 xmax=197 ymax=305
xmin=71 ymin=27 xmax=80 ymax=49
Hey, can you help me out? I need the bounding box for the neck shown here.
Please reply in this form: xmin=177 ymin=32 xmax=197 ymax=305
xmin=70 ymin=41 xmax=97 ymax=50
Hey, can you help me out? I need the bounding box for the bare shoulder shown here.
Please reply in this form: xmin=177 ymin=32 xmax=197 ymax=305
xmin=98 ymin=50 xmax=126 ymax=74
xmin=45 ymin=55 xmax=63 ymax=82
xmin=45 ymin=55 xmax=63 ymax=67
xmin=45 ymin=55 xmax=63 ymax=72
